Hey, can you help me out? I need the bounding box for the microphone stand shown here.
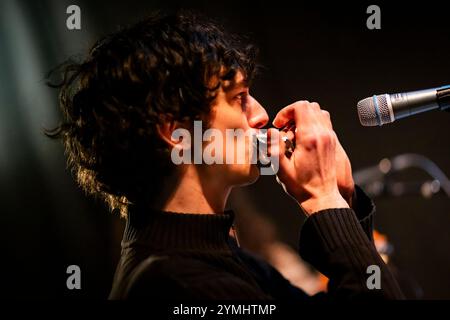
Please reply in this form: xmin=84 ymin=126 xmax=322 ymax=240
xmin=353 ymin=153 xmax=450 ymax=199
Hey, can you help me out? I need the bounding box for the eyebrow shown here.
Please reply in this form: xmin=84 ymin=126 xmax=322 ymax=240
xmin=223 ymin=80 xmax=249 ymax=94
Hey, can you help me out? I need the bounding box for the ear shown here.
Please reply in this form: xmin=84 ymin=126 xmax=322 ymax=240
xmin=156 ymin=118 xmax=191 ymax=150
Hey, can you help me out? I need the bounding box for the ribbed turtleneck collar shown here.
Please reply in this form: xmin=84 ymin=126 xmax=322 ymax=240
xmin=122 ymin=208 xmax=236 ymax=254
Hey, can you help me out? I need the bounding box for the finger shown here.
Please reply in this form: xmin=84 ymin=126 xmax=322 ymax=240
xmin=295 ymin=102 xmax=334 ymax=143
xmin=272 ymin=100 xmax=309 ymax=128
xmin=309 ymin=102 xmax=329 ymax=129
xmin=285 ymin=129 xmax=295 ymax=141
xmin=295 ymin=102 xmax=318 ymax=142
xmin=335 ymin=132 xmax=347 ymax=158
xmin=321 ymin=109 xmax=332 ymax=130
xmin=309 ymin=102 xmax=321 ymax=112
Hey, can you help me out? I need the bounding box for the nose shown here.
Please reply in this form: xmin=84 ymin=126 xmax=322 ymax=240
xmin=247 ymin=96 xmax=269 ymax=129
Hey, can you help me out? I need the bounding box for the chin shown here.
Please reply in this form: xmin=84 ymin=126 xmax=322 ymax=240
xmin=232 ymin=163 xmax=260 ymax=186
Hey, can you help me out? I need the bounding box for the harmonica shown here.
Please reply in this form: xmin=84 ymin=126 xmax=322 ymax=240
xmin=254 ymin=121 xmax=296 ymax=160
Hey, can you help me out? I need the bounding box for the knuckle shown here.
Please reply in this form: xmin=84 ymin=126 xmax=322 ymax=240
xmin=304 ymin=140 xmax=318 ymax=150
xmin=310 ymin=102 xmax=321 ymax=110
xmin=302 ymin=134 xmax=318 ymax=148
xmin=294 ymin=100 xmax=309 ymax=108
xmin=302 ymin=129 xmax=337 ymax=149
xmin=317 ymin=130 xmax=335 ymax=144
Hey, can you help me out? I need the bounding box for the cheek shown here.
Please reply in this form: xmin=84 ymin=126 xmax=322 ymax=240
xmin=207 ymin=104 xmax=254 ymax=165
xmin=211 ymin=105 xmax=249 ymax=131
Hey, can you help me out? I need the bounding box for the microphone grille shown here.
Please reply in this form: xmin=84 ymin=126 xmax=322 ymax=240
xmin=357 ymin=94 xmax=392 ymax=126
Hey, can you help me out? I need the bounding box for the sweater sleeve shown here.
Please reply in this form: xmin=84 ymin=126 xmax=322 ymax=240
xmin=298 ymin=205 xmax=404 ymax=300
xmin=351 ymin=184 xmax=376 ymax=242
xmin=234 ymin=185 xmax=404 ymax=300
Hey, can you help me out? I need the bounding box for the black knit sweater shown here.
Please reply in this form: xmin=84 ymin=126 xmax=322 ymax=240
xmin=109 ymin=186 xmax=404 ymax=300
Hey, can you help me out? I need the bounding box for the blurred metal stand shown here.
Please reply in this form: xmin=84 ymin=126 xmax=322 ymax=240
xmin=353 ymin=153 xmax=450 ymax=299
xmin=354 ymin=153 xmax=450 ymax=199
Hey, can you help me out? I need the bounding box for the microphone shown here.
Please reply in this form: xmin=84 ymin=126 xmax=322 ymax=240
xmin=357 ymin=84 xmax=450 ymax=126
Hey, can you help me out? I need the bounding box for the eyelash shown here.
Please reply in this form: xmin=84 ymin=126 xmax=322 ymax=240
xmin=235 ymin=92 xmax=248 ymax=109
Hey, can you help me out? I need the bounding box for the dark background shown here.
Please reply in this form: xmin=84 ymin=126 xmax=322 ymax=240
xmin=0 ymin=0 xmax=449 ymax=299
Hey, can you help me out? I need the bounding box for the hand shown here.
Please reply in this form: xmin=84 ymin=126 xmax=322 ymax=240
xmin=335 ymin=136 xmax=355 ymax=206
xmin=269 ymin=101 xmax=349 ymax=215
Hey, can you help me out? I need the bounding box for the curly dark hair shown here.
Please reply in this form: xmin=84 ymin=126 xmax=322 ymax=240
xmin=46 ymin=11 xmax=258 ymax=217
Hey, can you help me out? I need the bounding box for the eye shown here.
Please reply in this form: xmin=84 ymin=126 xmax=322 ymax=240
xmin=234 ymin=92 xmax=249 ymax=110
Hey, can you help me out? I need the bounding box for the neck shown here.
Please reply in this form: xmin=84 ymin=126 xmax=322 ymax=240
xmin=155 ymin=165 xmax=231 ymax=214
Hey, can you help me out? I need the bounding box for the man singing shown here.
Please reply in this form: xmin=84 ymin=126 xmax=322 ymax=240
xmin=48 ymin=12 xmax=404 ymax=300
